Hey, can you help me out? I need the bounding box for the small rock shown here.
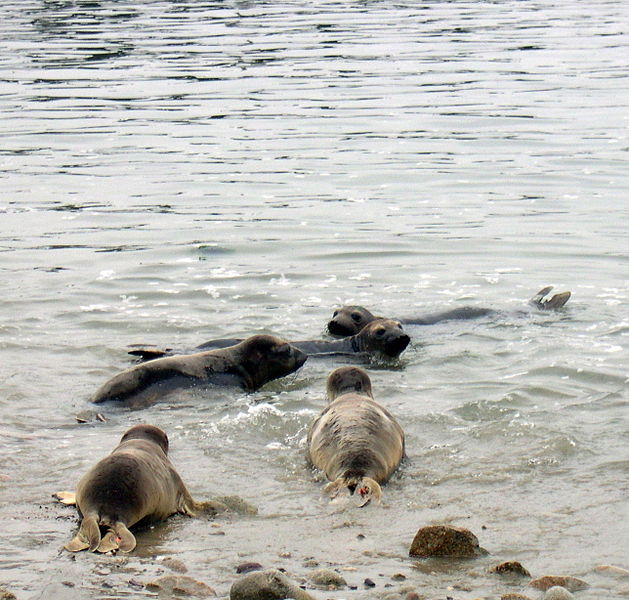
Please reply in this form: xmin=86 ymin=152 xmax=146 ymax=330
xmin=236 ymin=562 xmax=263 ymax=574
xmin=391 ymin=573 xmax=406 ymax=581
xmin=230 ymin=569 xmax=317 ymax=600
xmin=309 ymin=568 xmax=347 ymax=589
xmin=409 ymin=525 xmax=485 ymax=558
xmin=596 ymin=565 xmax=629 ymax=577
xmin=406 ymin=594 xmax=421 ymax=600
xmin=0 ymin=589 xmax=16 ymax=600
xmin=303 ymin=559 xmax=319 ymax=568
xmin=160 ymin=557 xmax=188 ymax=573
xmin=501 ymin=595 xmax=533 ymax=600
xmin=364 ymin=577 xmax=376 ymax=587
xmin=146 ymin=575 xmax=216 ymax=597
xmin=490 ymin=561 xmax=531 ymax=577
xmin=128 ymin=579 xmax=144 ymax=589
xmin=544 ymin=586 xmax=574 ymax=600
xmin=61 ymin=581 xmax=75 ymax=587
xmin=529 ymin=576 xmax=589 ymax=592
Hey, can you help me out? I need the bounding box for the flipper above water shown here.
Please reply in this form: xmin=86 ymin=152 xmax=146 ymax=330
xmin=529 ymin=286 xmax=571 ymax=310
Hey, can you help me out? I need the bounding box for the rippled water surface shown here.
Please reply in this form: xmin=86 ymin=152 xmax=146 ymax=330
xmin=1 ymin=1 xmax=628 ymax=599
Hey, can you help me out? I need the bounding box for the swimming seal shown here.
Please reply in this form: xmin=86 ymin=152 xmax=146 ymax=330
xmin=128 ymin=319 xmax=411 ymax=362
xmin=307 ymin=367 xmax=405 ymax=506
xmin=93 ymin=334 xmax=307 ymax=408
xmin=55 ymin=424 xmax=225 ymax=553
xmin=327 ymin=285 xmax=572 ymax=336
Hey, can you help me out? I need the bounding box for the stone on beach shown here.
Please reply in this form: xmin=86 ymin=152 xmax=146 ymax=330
xmin=308 ymin=568 xmax=347 ymax=589
xmin=230 ymin=568 xmax=317 ymax=600
xmin=529 ymin=575 xmax=588 ymax=592
xmin=490 ymin=561 xmax=531 ymax=577
xmin=146 ymin=575 xmax=216 ymax=597
xmin=409 ymin=525 xmax=484 ymax=558
xmin=543 ymin=586 xmax=574 ymax=600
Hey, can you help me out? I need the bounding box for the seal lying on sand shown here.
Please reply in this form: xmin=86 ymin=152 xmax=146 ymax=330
xmin=306 ymin=367 xmax=405 ymax=506
xmin=93 ymin=334 xmax=307 ymax=408
xmin=128 ymin=319 xmax=411 ymax=363
xmin=55 ymin=425 xmax=226 ymax=553
xmin=327 ymin=285 xmax=572 ymax=336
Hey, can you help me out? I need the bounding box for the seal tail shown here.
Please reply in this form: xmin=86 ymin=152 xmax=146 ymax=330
xmin=97 ymin=522 xmax=136 ymax=553
xmin=65 ymin=514 xmax=100 ymax=552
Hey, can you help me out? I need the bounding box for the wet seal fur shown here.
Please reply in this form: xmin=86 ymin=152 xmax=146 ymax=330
xmin=94 ymin=334 xmax=307 ymax=408
xmin=307 ymin=366 xmax=405 ymax=506
xmin=55 ymin=424 xmax=226 ymax=553
xmin=327 ymin=285 xmax=571 ymax=336
xmin=129 ymin=319 xmax=411 ymax=362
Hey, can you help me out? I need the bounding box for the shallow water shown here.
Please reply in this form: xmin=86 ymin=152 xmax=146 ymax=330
xmin=1 ymin=0 xmax=628 ymax=599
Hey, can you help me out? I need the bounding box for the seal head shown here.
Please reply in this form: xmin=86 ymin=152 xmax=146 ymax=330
xmin=328 ymin=306 xmax=378 ymax=337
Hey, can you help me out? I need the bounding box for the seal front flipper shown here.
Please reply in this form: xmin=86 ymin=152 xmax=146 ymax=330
xmin=353 ymin=477 xmax=382 ymax=507
xmin=53 ymin=491 xmax=76 ymax=505
xmin=65 ymin=514 xmax=100 ymax=552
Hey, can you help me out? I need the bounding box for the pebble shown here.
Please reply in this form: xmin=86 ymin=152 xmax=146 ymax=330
xmin=596 ymin=565 xmax=629 ymax=577
xmin=392 ymin=573 xmax=406 ymax=581
xmin=529 ymin=576 xmax=589 ymax=592
xmin=236 ymin=562 xmax=263 ymax=574
xmin=146 ymin=575 xmax=216 ymax=598
xmin=309 ymin=568 xmax=347 ymax=589
xmin=501 ymin=594 xmax=533 ymax=600
xmin=160 ymin=557 xmax=188 ymax=573
xmin=544 ymin=586 xmax=574 ymax=600
xmin=230 ymin=569 xmax=316 ymax=600
xmin=364 ymin=577 xmax=376 ymax=587
xmin=409 ymin=525 xmax=485 ymax=558
xmin=490 ymin=561 xmax=531 ymax=577
xmin=0 ymin=589 xmax=16 ymax=600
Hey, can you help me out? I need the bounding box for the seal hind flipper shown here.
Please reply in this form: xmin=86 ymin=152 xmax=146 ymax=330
xmin=65 ymin=515 xmax=100 ymax=552
xmin=353 ymin=477 xmax=382 ymax=507
xmin=127 ymin=346 xmax=172 ymax=361
xmin=323 ymin=478 xmax=346 ymax=499
xmin=97 ymin=523 xmax=135 ymax=553
xmin=53 ymin=491 xmax=76 ymax=505
xmin=529 ymin=286 xmax=571 ymax=310
xmin=183 ymin=499 xmax=229 ymax=517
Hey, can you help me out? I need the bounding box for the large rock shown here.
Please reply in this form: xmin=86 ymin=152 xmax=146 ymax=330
xmin=230 ymin=569 xmax=317 ymax=600
xmin=409 ymin=525 xmax=484 ymax=558
xmin=529 ymin=576 xmax=588 ymax=592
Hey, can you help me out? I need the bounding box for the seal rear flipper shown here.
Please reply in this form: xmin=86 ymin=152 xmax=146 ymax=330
xmin=127 ymin=346 xmax=172 ymax=361
xmin=53 ymin=491 xmax=76 ymax=505
xmin=353 ymin=477 xmax=382 ymax=507
xmin=323 ymin=478 xmax=346 ymax=499
xmin=97 ymin=522 xmax=135 ymax=553
xmin=543 ymin=290 xmax=571 ymax=310
xmin=65 ymin=515 xmax=100 ymax=552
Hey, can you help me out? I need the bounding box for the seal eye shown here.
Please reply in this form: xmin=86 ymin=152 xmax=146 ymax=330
xmin=351 ymin=312 xmax=362 ymax=323
xmin=332 ymin=310 xmax=339 ymax=317
xmin=375 ymin=328 xmax=385 ymax=337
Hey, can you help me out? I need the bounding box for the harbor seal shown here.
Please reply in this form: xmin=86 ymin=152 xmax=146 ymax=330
xmin=93 ymin=334 xmax=307 ymax=408
xmin=307 ymin=366 xmax=405 ymax=506
xmin=327 ymin=285 xmax=571 ymax=336
xmin=129 ymin=319 xmax=411 ymax=363
xmin=55 ymin=424 xmax=225 ymax=553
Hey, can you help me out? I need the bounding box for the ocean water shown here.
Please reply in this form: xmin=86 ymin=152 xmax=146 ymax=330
xmin=1 ymin=1 xmax=627 ymax=599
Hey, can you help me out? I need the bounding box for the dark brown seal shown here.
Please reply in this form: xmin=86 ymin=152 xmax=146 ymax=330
xmin=307 ymin=366 xmax=405 ymax=506
xmin=55 ymin=425 xmax=225 ymax=553
xmin=93 ymin=334 xmax=307 ymax=408
xmin=327 ymin=286 xmax=571 ymax=336
xmin=129 ymin=319 xmax=411 ymax=362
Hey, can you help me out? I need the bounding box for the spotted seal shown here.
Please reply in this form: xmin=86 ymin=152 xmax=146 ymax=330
xmin=327 ymin=285 xmax=571 ymax=336
xmin=55 ymin=425 xmax=226 ymax=553
xmin=306 ymin=366 xmax=405 ymax=506
xmin=93 ymin=334 xmax=307 ymax=408
xmin=128 ymin=319 xmax=411 ymax=363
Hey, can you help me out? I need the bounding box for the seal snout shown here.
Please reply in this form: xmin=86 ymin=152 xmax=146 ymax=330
xmin=384 ymin=332 xmax=410 ymax=357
